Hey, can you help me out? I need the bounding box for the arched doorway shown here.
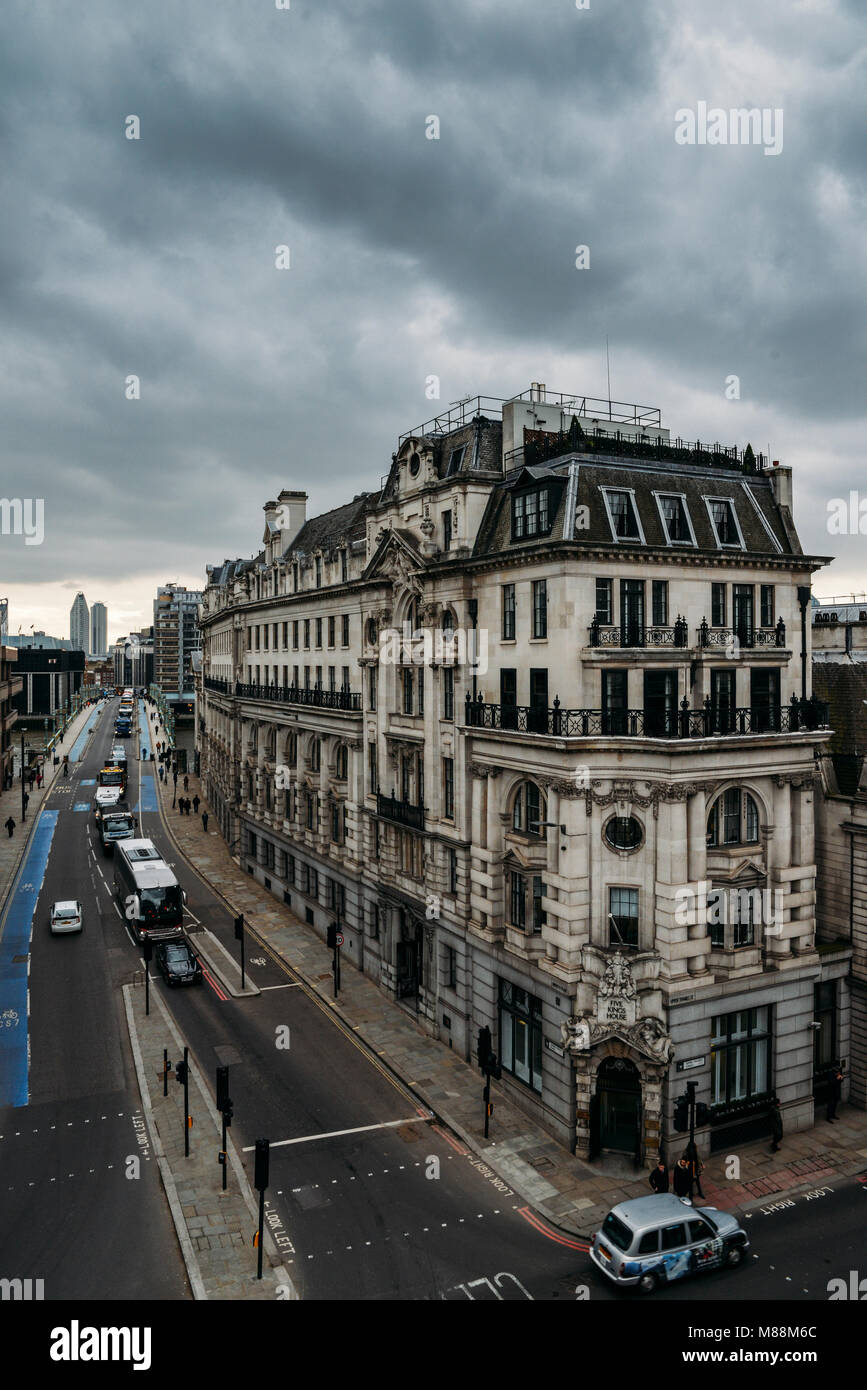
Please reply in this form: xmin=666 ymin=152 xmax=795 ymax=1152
xmin=594 ymin=1057 xmax=642 ymax=1156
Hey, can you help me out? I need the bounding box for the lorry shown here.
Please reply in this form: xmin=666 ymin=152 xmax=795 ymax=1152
xmin=98 ymin=803 xmax=137 ymax=854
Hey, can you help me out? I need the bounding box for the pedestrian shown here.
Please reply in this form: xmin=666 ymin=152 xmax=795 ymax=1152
xmin=36 ymin=769 xmax=42 ymax=788
xmin=4 ymin=815 xmax=15 ymax=838
xmin=193 ymin=794 xmax=200 ymax=814
xmin=183 ymin=797 xmax=190 ymax=815
xmin=201 ymin=811 xmax=209 ymax=832
xmin=685 ymin=1142 xmax=705 ymax=1198
xmin=827 ymin=1070 xmax=843 ymax=1123
xmin=673 ymin=1157 xmax=692 ymax=1199
xmin=183 ymin=775 xmax=189 ymax=792
xmin=649 ymin=1159 xmax=669 ymax=1194
xmin=142 ymin=747 xmax=147 ymax=760
xmin=770 ymin=1098 xmax=783 ymax=1152
xmin=23 ymin=792 xmax=29 ymax=815
xmin=159 ymin=765 xmax=164 ymax=782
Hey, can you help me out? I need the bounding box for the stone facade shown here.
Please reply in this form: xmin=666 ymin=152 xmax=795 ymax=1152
xmin=197 ymin=385 xmax=848 ymax=1165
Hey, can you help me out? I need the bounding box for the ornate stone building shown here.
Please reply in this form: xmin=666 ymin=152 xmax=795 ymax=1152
xmin=197 ymin=384 xmax=846 ymax=1163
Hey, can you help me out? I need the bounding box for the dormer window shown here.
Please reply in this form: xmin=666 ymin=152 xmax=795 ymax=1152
xmin=315 ymin=556 xmax=322 ymax=587
xmin=656 ymin=493 xmax=695 ymax=545
xmin=705 ymin=498 xmax=744 ymax=549
xmin=447 ymin=445 xmax=465 ymax=475
xmin=601 ymin=488 xmax=644 ymax=543
xmin=512 ymin=487 xmax=551 ymax=540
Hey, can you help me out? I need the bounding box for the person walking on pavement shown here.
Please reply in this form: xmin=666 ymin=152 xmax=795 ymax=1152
xmin=5 ymin=816 xmax=15 ymax=838
xmin=201 ymin=811 xmax=209 ymax=832
xmin=685 ymin=1142 xmax=705 ymax=1198
xmin=192 ymin=794 xmax=200 ymax=815
xmin=649 ymin=1159 xmax=669 ymax=1194
xmin=22 ymin=792 xmax=29 ymax=817
xmin=673 ymin=1157 xmax=692 ymax=1199
xmin=770 ymin=1098 xmax=783 ymax=1152
xmin=159 ymin=765 xmax=164 ymax=782
xmin=183 ymin=774 xmax=189 ymax=792
xmin=827 ymin=1069 xmax=843 ymax=1122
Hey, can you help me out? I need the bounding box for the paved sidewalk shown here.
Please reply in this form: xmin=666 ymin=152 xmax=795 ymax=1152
xmin=149 ymin=729 xmax=867 ymax=1238
xmin=124 ymin=979 xmax=295 ymax=1300
xmin=0 ymin=703 xmax=101 ymax=923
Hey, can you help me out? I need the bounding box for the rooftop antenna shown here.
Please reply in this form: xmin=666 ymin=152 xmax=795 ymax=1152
xmin=605 ymin=336 xmax=612 ymax=419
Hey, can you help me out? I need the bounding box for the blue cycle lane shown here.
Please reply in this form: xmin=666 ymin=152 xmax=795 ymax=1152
xmin=67 ymin=705 xmax=101 ymax=763
xmin=135 ymin=700 xmax=157 ymax=813
xmin=0 ymin=810 xmax=59 ymax=1107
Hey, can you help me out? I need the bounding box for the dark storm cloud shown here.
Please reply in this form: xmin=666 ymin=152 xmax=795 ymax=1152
xmin=1 ymin=0 xmax=865 ymax=600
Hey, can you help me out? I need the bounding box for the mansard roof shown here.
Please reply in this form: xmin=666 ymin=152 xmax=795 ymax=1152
xmin=283 ymin=493 xmax=372 ymax=559
xmin=472 ymin=452 xmax=817 ymax=562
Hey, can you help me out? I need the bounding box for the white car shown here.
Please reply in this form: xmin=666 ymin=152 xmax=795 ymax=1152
xmin=50 ymin=900 xmax=83 ymax=934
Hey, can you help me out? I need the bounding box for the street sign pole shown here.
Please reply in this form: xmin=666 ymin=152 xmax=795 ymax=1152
xmin=183 ymin=1046 xmax=190 ymax=1157
xmin=234 ymin=915 xmax=245 ymax=990
xmin=143 ymin=938 xmax=152 ymax=1017
xmin=484 ymin=1072 xmax=491 ymax=1139
xmin=254 ymin=1139 xmax=270 ymax=1280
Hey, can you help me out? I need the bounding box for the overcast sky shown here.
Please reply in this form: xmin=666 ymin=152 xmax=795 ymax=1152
xmin=2 ymin=0 xmax=866 ymax=643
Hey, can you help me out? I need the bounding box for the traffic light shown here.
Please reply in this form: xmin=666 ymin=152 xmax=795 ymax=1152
xmin=487 ymin=1054 xmax=502 ymax=1081
xmin=673 ymin=1094 xmax=690 ymax=1132
xmin=254 ymin=1138 xmax=270 ymax=1192
xmin=326 ymin=923 xmax=338 ymax=949
xmin=216 ymin=1065 xmax=229 ymax=1112
xmin=477 ymin=1025 xmax=492 ymax=1070
xmin=234 ymin=915 xmax=244 ymax=941
xmin=222 ymin=1100 xmax=234 ymax=1127
xmin=175 ymin=1059 xmax=188 ymax=1086
xmin=695 ymin=1102 xmax=710 ymax=1127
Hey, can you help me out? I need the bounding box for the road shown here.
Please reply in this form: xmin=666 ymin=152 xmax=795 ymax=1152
xmin=1 ymin=696 xmax=864 ymax=1302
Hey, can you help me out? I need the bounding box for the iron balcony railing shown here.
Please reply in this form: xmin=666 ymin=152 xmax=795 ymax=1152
xmin=465 ymin=692 xmax=829 ymax=738
xmin=697 ymin=619 xmax=786 ymax=649
xmin=588 ymin=618 xmax=689 ymax=649
xmin=376 ymin=790 xmax=425 ymax=830
xmin=204 ymin=676 xmax=361 ymax=712
xmin=587 ymin=618 xmax=787 ymax=651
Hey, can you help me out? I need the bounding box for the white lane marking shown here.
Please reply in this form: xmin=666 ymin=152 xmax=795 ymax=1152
xmin=112 ymin=904 xmax=122 ymax=919
xmin=241 ymin=1115 xmax=429 ymax=1151
xmin=260 ymin=983 xmax=301 ymax=991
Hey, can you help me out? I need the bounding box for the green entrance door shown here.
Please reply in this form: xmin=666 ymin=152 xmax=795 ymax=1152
xmin=596 ymin=1057 xmax=641 ymax=1154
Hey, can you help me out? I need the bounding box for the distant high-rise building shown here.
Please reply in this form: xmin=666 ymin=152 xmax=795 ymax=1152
xmin=90 ymin=602 xmax=108 ymax=659
xmin=70 ymin=592 xmax=89 ymax=655
xmin=154 ymin=585 xmax=202 ymax=709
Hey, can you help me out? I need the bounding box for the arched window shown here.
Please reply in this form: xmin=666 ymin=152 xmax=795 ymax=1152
xmin=310 ymin=738 xmax=321 ymax=773
xmin=335 ymin=744 xmax=348 ymax=780
xmin=707 ymin=789 xmax=760 ymax=847
xmin=366 ymin=616 xmax=377 ymax=646
xmin=286 ymin=732 xmax=297 ymax=766
xmin=511 ymin=781 xmax=546 ymax=835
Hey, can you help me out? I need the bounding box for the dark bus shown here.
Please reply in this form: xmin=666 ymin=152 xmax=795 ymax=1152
xmin=113 ymin=839 xmax=185 ymax=941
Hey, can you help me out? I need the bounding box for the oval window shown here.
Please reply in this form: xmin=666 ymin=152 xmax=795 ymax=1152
xmin=604 ymin=816 xmax=643 ymax=852
xmin=410 ymin=452 xmax=421 ymax=476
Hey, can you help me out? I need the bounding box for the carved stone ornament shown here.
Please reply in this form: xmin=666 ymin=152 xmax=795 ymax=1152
xmin=584 ymin=779 xmax=709 ymax=818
